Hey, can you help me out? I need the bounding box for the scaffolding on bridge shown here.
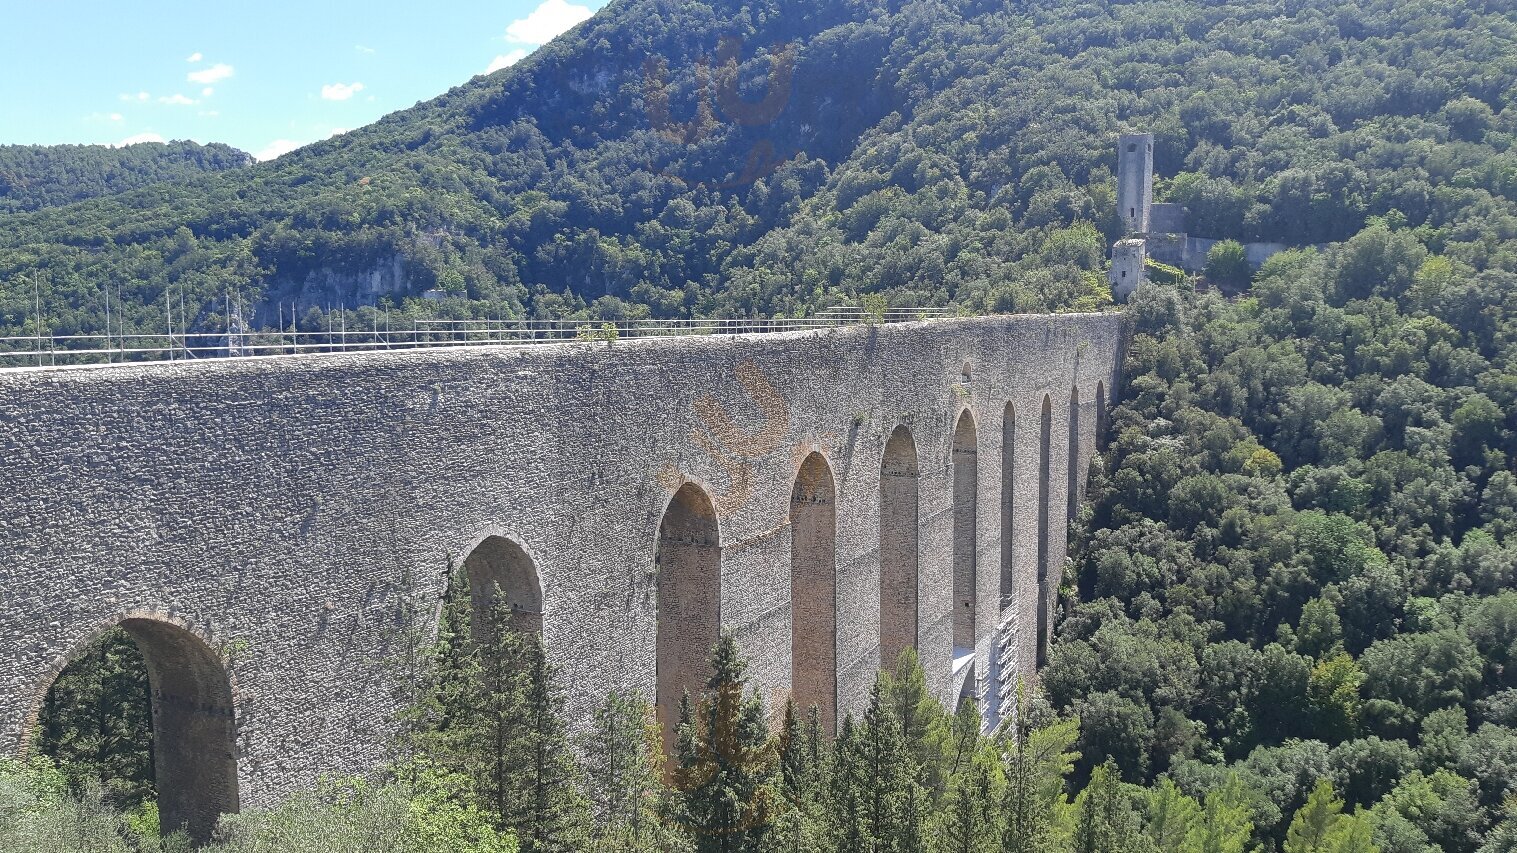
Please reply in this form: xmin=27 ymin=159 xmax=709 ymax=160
xmin=0 ymin=305 xmax=958 ymax=369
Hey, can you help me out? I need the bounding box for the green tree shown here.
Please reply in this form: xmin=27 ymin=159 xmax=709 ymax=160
xmin=33 ymin=629 xmax=155 ymax=813
xmin=1186 ymin=774 xmax=1254 ymax=853
xmin=1146 ymin=778 xmax=1200 ymax=853
xmin=1001 ymin=711 xmax=1080 ymax=853
xmin=763 ymin=701 xmax=825 ymax=853
xmin=676 ymin=633 xmax=777 ymax=852
xmin=1072 ymin=759 xmax=1147 ymax=853
xmin=1307 ymin=653 xmax=1364 ymax=742
xmin=1205 ymin=241 xmax=1251 ymax=289
xmin=581 ymin=691 xmax=681 ymax=851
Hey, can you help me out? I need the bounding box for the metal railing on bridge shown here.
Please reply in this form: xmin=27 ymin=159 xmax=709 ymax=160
xmin=0 ymin=306 xmax=958 ymax=369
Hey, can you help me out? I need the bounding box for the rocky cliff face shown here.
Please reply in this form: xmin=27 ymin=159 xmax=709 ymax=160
xmin=258 ymin=254 xmax=413 ymax=315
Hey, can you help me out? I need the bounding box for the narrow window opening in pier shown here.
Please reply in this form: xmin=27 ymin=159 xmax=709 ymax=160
xmin=655 ymin=483 xmax=722 ymax=755
xmin=792 ymin=452 xmax=838 ymax=732
xmin=1037 ymin=395 xmax=1052 ymax=667
xmin=1000 ymin=403 xmax=1015 ymax=611
xmin=953 ymin=410 xmax=979 ymax=652
xmin=880 ymin=426 xmax=920 ymax=670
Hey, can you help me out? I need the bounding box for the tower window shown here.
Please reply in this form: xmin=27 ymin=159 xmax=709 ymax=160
xmin=1127 ymin=143 xmax=1136 ymax=152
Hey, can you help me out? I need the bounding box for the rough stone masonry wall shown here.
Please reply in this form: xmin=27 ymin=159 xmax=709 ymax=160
xmin=0 ymin=313 xmax=1123 ymax=812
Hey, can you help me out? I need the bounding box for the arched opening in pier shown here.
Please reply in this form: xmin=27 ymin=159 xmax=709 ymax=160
xmin=464 ymin=535 xmax=544 ymax=637
xmin=1068 ymin=386 xmax=1081 ymax=521
xmin=1037 ymin=395 xmax=1052 ymax=667
xmin=32 ymin=618 xmax=239 ymax=843
xmin=953 ymin=411 xmax=979 ymax=652
xmin=655 ymin=483 xmax=722 ymax=754
xmin=880 ymin=425 xmax=919 ymax=670
xmin=1000 ymin=403 xmax=1015 ymax=611
xmin=792 ymin=452 xmax=837 ymax=732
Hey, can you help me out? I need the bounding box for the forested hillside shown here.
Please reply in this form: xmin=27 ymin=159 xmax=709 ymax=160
xmin=5 ymin=0 xmax=1517 ymax=341
xmin=1047 ymin=230 xmax=1517 ymax=851
xmin=0 ymin=142 xmax=251 ymax=214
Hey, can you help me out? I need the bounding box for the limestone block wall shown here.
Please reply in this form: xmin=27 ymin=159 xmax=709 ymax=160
xmin=0 ymin=313 xmax=1123 ymax=818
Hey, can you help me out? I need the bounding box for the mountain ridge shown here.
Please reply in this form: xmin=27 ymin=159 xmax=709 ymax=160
xmin=2 ymin=0 xmax=1515 ymax=341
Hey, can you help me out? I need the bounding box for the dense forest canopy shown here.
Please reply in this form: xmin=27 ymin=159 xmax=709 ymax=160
xmin=5 ymin=0 xmax=1517 ymax=341
xmin=0 ymin=142 xmax=251 ymax=214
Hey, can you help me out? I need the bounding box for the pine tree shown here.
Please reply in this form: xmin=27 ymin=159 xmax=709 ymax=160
xmin=1481 ymin=797 xmax=1517 ymax=853
xmin=1001 ymin=714 xmax=1079 ymax=853
xmin=932 ymin=744 xmax=1002 ymax=853
xmin=582 ymin=690 xmax=678 ymax=852
xmin=396 ymin=560 xmax=487 ymax=795
xmin=1186 ymin=774 xmax=1253 ymax=853
xmin=828 ymin=716 xmax=869 ymax=853
xmin=479 ymin=592 xmax=531 ymax=828
xmin=676 ymin=632 xmax=777 ymax=853
xmin=858 ymin=680 xmax=915 ymax=852
xmin=511 ymin=634 xmax=592 ymax=853
xmin=763 ymin=700 xmax=824 ymax=853
xmin=1072 ymin=760 xmax=1142 ymax=853
xmin=882 ymin=648 xmax=950 ymax=796
xmin=1285 ymin=780 xmax=1348 ymax=853
xmin=943 ymin=699 xmax=982 ymax=782
xmin=1145 ymin=779 xmax=1199 ymax=853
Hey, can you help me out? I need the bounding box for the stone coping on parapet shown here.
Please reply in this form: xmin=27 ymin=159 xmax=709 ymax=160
xmin=0 ymin=311 xmax=1122 ymax=378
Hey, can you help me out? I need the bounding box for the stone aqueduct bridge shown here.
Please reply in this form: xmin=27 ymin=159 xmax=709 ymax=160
xmin=0 ymin=312 xmax=1123 ymax=838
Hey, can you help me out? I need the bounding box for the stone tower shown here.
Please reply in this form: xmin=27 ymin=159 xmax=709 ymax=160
xmin=1117 ymin=132 xmax=1154 ymax=235
xmin=1110 ymin=238 xmax=1146 ymax=302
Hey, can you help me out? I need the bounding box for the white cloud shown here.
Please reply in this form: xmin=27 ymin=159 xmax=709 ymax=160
xmin=120 ymin=91 xmax=150 ymax=102
xmin=254 ymin=139 xmax=304 ymax=162
xmin=188 ymin=63 xmax=234 ymax=85
xmin=202 ymin=87 xmax=215 ymax=97
xmin=199 ymin=110 xmax=220 ymax=118
xmin=109 ymin=112 xmax=123 ymax=121
xmin=355 ymin=44 xmax=375 ymax=54
xmin=320 ymin=81 xmax=365 ymax=101
xmin=186 ymin=51 xmax=202 ymax=62
xmin=117 ymin=132 xmax=166 ymax=146
xmin=486 ymin=49 xmax=528 ymax=73
xmin=505 ymin=0 xmax=591 ymax=45
xmin=159 ymin=93 xmax=197 ymax=106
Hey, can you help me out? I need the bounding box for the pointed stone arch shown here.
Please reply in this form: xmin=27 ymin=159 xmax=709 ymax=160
xmin=30 ymin=616 xmax=239 ymax=843
xmin=1037 ymin=394 xmax=1053 ymax=667
xmin=792 ymin=451 xmax=837 ymax=732
xmin=655 ymin=482 xmax=722 ymax=751
xmin=880 ymin=425 xmax=919 ymax=670
xmin=952 ymin=410 xmax=978 ymax=652
xmin=463 ymin=535 xmax=543 ymax=637
xmin=1000 ymin=403 xmax=1016 ymax=611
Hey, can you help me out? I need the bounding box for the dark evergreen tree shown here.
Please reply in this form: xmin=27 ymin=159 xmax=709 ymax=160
xmin=511 ymin=633 xmax=591 ymax=853
xmin=34 ymin=628 xmax=155 ymax=812
xmin=764 ymin=700 xmax=824 ymax=853
xmin=827 ymin=716 xmax=869 ymax=853
xmin=676 ymin=632 xmax=777 ymax=853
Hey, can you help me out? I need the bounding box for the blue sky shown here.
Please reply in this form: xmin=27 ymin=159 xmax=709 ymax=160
xmin=0 ymin=0 xmax=606 ymax=161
